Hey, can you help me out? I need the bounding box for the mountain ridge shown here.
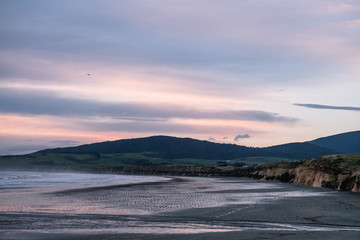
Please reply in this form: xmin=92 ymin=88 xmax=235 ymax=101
xmin=38 ymin=130 xmax=360 ymax=160
xmin=1 ymin=131 xmax=359 ymax=171
xmin=308 ymin=130 xmax=360 ymax=153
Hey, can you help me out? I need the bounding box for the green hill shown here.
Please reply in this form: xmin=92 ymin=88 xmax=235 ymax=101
xmin=0 ymin=134 xmax=343 ymax=171
xmin=38 ymin=135 xmax=340 ymax=160
xmin=309 ymin=130 xmax=360 ymax=154
xmin=1 ymin=131 xmax=359 ymax=171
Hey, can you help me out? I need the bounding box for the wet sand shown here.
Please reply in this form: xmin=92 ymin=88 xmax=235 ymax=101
xmin=1 ymin=174 xmax=360 ymax=240
xmin=21 ymin=231 xmax=360 ymax=240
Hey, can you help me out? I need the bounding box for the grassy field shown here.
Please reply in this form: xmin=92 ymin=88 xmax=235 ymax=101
xmin=0 ymin=151 xmax=293 ymax=171
xmin=343 ymin=153 xmax=360 ymax=168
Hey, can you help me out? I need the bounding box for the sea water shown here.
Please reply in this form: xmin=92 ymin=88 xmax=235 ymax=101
xmin=0 ymin=171 xmax=167 ymax=214
xmin=0 ymin=170 xmax=360 ymax=239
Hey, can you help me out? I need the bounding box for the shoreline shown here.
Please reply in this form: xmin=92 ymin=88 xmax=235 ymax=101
xmin=1 ymin=173 xmax=360 ymax=240
xmin=16 ymin=231 xmax=360 ymax=240
xmin=93 ymin=154 xmax=360 ymax=193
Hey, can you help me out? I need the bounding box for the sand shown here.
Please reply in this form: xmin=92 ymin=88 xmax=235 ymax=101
xmin=1 ymin=174 xmax=359 ymax=240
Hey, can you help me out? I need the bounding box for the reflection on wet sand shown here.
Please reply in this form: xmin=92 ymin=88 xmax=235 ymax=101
xmin=1 ymin=171 xmax=360 ymax=240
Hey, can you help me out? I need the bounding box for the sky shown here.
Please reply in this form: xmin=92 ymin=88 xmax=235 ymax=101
xmin=0 ymin=0 xmax=360 ymax=155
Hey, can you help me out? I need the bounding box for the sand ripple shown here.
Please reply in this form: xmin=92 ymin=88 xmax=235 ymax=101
xmin=1 ymin=173 xmax=360 ymax=239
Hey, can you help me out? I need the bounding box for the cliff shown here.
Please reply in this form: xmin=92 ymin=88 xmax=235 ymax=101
xmin=239 ymin=154 xmax=360 ymax=193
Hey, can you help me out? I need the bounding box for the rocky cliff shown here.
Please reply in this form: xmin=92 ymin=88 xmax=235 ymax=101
xmin=240 ymin=154 xmax=360 ymax=193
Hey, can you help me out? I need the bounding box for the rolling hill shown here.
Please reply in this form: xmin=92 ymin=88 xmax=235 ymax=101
xmin=40 ymin=135 xmax=337 ymax=160
xmin=308 ymin=130 xmax=360 ymax=154
xmin=0 ymin=131 xmax=359 ymax=171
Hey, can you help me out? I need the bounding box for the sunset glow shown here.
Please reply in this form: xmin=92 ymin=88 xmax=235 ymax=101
xmin=1 ymin=0 xmax=359 ymax=154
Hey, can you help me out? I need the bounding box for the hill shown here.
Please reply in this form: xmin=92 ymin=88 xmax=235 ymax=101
xmin=308 ymin=130 xmax=360 ymax=153
xmin=1 ymin=131 xmax=359 ymax=171
xmin=39 ymin=135 xmax=337 ymax=160
xmin=261 ymin=142 xmax=337 ymax=159
xmin=41 ymin=136 xmax=254 ymax=159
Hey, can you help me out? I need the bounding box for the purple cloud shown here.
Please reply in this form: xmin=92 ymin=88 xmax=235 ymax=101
xmin=0 ymin=87 xmax=298 ymax=123
xmin=294 ymin=103 xmax=360 ymax=112
xmin=234 ymin=134 xmax=251 ymax=141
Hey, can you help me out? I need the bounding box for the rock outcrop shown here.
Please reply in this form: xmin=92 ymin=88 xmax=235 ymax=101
xmin=242 ymin=154 xmax=360 ymax=193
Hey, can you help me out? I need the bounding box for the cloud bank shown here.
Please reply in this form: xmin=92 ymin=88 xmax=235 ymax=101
xmin=294 ymin=103 xmax=360 ymax=112
xmin=0 ymin=87 xmax=297 ymax=123
xmin=1 ymin=0 xmax=359 ymax=154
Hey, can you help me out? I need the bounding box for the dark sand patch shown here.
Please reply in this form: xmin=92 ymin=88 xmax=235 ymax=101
xmin=49 ymin=177 xmax=187 ymax=195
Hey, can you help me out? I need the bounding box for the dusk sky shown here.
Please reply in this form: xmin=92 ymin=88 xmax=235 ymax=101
xmin=1 ymin=0 xmax=359 ymax=155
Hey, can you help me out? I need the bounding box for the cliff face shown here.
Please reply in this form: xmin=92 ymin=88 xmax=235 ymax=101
xmin=246 ymin=155 xmax=360 ymax=193
xmin=293 ymin=156 xmax=360 ymax=192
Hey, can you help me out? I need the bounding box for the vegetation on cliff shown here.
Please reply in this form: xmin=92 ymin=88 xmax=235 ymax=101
xmin=241 ymin=154 xmax=360 ymax=193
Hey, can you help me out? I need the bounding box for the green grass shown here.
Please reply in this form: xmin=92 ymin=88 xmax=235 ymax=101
xmin=231 ymin=156 xmax=292 ymax=166
xmin=342 ymin=153 xmax=360 ymax=169
xmin=0 ymin=151 xmax=295 ymax=171
xmin=171 ymin=158 xmax=220 ymax=166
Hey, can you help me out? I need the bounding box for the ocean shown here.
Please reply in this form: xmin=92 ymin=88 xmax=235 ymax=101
xmin=1 ymin=171 xmax=360 ymax=240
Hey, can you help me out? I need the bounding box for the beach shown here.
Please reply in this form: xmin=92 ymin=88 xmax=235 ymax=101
xmin=1 ymin=171 xmax=359 ymax=239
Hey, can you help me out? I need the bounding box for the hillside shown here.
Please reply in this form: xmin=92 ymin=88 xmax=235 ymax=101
xmin=309 ymin=130 xmax=360 ymax=153
xmin=262 ymin=142 xmax=336 ymax=159
xmin=1 ymin=131 xmax=359 ymax=171
xmin=40 ymin=135 xmax=338 ymax=159
xmin=40 ymin=136 xmax=255 ymax=159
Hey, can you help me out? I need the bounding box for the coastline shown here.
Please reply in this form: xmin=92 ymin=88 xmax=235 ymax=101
xmin=2 ymin=175 xmax=360 ymax=240
xmin=21 ymin=231 xmax=360 ymax=240
xmin=1 ymin=172 xmax=360 ymax=240
xmin=93 ymin=154 xmax=360 ymax=193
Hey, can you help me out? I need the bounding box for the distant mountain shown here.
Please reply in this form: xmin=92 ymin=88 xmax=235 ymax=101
xmin=40 ymin=136 xmax=258 ymax=159
xmin=262 ymin=142 xmax=337 ymax=159
xmin=40 ymin=135 xmax=338 ymax=160
xmin=308 ymin=130 xmax=360 ymax=154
